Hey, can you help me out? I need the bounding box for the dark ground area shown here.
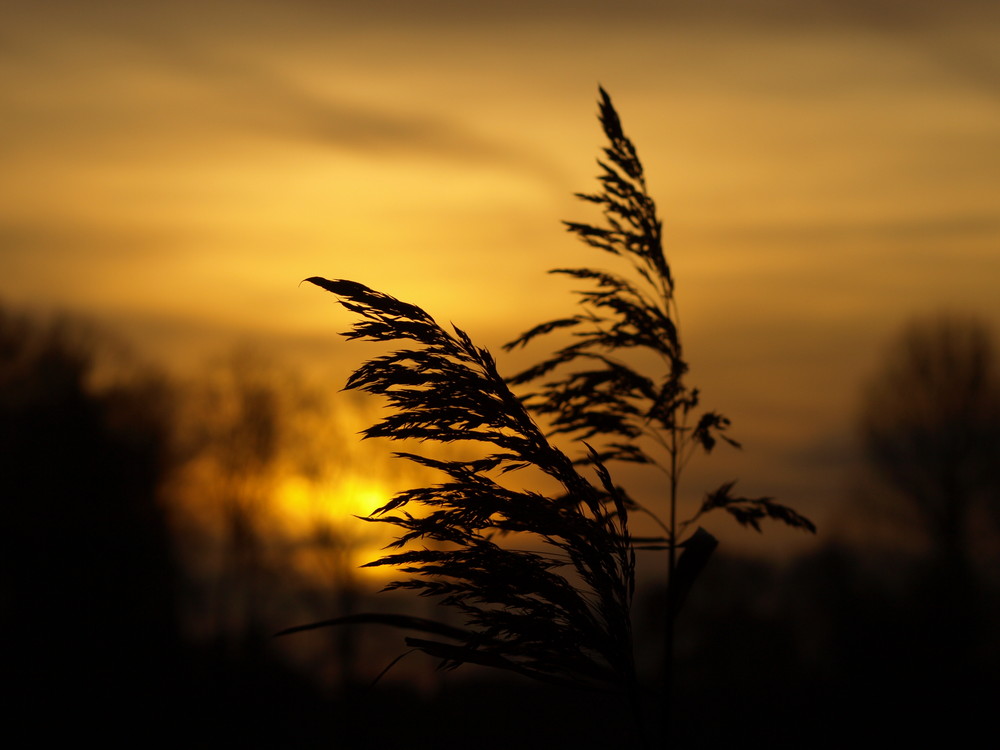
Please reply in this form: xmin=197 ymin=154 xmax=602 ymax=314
xmin=4 ymin=307 xmax=998 ymax=748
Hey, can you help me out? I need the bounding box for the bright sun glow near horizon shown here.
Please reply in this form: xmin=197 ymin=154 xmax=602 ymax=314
xmin=276 ymin=473 xmax=399 ymax=581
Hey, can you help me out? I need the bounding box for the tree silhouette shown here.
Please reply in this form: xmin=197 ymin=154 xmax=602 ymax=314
xmin=0 ymin=305 xmax=181 ymax=734
xmin=844 ymin=315 xmax=1000 ymax=733
xmin=861 ymin=314 xmax=1000 ymax=572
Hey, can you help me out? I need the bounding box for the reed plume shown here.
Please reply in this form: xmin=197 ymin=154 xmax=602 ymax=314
xmin=281 ymin=88 xmax=815 ymax=745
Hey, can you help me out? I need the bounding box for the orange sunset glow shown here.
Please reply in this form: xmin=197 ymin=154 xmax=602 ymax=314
xmin=4 ymin=1 xmax=999 ymax=747
xmin=5 ymin=1 xmax=999 ymax=532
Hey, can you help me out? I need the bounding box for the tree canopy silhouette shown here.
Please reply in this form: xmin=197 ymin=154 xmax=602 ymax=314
xmin=861 ymin=314 xmax=1000 ymax=570
xmin=0 ymin=304 xmax=181 ymax=731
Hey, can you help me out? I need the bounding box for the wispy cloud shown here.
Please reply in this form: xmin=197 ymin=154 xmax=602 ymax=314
xmin=707 ymin=214 xmax=1000 ymax=244
xmin=0 ymin=7 xmax=569 ymax=187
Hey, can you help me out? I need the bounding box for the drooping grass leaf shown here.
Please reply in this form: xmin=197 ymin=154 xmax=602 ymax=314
xmin=694 ymin=481 xmax=817 ymax=535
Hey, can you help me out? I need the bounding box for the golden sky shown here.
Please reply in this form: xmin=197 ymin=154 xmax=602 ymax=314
xmin=3 ymin=0 xmax=999 ymax=550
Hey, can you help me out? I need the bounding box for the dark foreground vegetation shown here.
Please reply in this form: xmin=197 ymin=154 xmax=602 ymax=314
xmin=2 ymin=303 xmax=997 ymax=746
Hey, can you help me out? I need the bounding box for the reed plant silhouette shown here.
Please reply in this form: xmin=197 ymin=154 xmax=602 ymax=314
xmin=282 ymin=89 xmax=814 ymax=746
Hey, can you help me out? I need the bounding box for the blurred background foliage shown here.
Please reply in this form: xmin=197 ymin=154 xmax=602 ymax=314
xmin=3 ymin=301 xmax=998 ymax=747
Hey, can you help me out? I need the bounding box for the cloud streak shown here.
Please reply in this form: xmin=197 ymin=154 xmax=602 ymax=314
xmin=0 ymin=7 xmax=570 ymax=189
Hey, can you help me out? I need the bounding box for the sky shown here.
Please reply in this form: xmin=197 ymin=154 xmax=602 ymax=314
xmin=3 ymin=0 xmax=999 ymax=555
